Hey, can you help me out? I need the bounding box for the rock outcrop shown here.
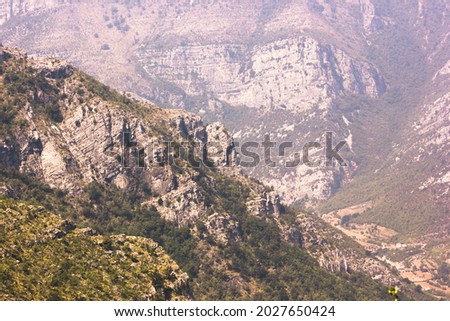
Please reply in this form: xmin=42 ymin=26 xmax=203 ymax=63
xmin=205 ymin=122 xmax=239 ymax=167
xmin=31 ymin=59 xmax=74 ymax=79
xmin=1 ymin=49 xmax=243 ymax=243
xmin=255 ymin=191 xmax=282 ymax=217
xmin=204 ymin=212 xmax=242 ymax=245
xmin=282 ymin=210 xmax=399 ymax=285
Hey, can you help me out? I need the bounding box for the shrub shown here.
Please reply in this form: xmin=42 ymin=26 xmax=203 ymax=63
xmin=45 ymin=104 xmax=63 ymax=122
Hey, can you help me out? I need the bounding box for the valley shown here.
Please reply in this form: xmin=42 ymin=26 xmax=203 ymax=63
xmin=322 ymin=202 xmax=450 ymax=299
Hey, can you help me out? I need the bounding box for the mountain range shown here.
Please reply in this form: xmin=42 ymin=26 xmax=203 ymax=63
xmin=0 ymin=0 xmax=448 ymax=299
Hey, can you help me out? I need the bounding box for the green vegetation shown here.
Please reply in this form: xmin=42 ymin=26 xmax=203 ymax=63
xmin=320 ymin=157 xmax=445 ymax=236
xmin=197 ymin=171 xmax=251 ymax=216
xmin=1 ymin=166 xmax=395 ymax=300
xmin=437 ymin=263 xmax=450 ymax=286
xmin=0 ymin=57 xmax=65 ymax=132
xmin=320 ymin=1 xmax=447 ymax=237
xmin=0 ymin=199 xmax=188 ymax=300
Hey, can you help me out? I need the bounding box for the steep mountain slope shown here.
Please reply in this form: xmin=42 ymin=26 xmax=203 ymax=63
xmin=0 ymin=1 xmax=446 ymax=217
xmin=1 ymin=47 xmax=432 ymax=300
xmin=0 ymin=0 xmax=448 ymax=298
xmin=0 ymin=199 xmax=188 ymax=300
xmin=0 ymin=0 xmax=389 ymax=203
xmin=316 ymin=1 xmax=449 ymax=296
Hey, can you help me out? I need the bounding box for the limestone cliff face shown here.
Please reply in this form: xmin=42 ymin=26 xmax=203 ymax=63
xmin=205 ymin=122 xmax=238 ymax=166
xmin=1 ymin=48 xmax=406 ymax=289
xmin=0 ymin=0 xmax=387 ymax=202
xmin=0 ymin=0 xmax=64 ymax=24
xmin=0 ymin=0 xmax=391 ymax=206
xmin=135 ymin=35 xmax=384 ymax=203
xmin=0 ymin=0 xmax=447 ymax=212
xmin=138 ymin=36 xmax=385 ymax=113
xmin=0 ymin=48 xmax=239 ymax=238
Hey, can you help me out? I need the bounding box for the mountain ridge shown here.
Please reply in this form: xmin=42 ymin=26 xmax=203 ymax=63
xmin=0 ymin=0 xmax=448 ymax=299
xmin=1 ymin=46 xmax=432 ymax=300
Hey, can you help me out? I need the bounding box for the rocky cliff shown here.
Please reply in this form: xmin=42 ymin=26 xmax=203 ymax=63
xmin=0 ymin=0 xmax=57 ymax=24
xmin=1 ymin=47 xmax=421 ymax=300
xmin=0 ymin=0 xmax=393 ymax=204
xmin=1 ymin=1 xmax=446 ymax=209
xmin=138 ymin=36 xmax=386 ymax=113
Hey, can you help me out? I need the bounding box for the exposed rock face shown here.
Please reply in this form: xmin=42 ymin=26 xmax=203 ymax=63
xmin=281 ymin=210 xmax=398 ymax=284
xmin=0 ymin=0 xmax=64 ymax=24
xmin=1 ymin=50 xmax=244 ymax=242
xmin=318 ymin=249 xmax=349 ymax=273
xmin=0 ymin=49 xmax=235 ymax=198
xmin=204 ymin=212 xmax=242 ymax=245
xmin=358 ymin=0 xmax=388 ymax=34
xmin=172 ymin=114 xmax=205 ymax=141
xmin=31 ymin=59 xmax=74 ymax=79
xmin=251 ymin=191 xmax=282 ymax=217
xmin=149 ymin=179 xmax=209 ymax=226
xmin=0 ymin=0 xmax=394 ymax=206
xmin=205 ymin=122 xmax=239 ymax=166
xmin=18 ymin=99 xmax=141 ymax=193
xmin=136 ymin=34 xmax=382 ymax=203
xmin=0 ymin=1 xmax=448 ymax=215
xmin=414 ymin=92 xmax=450 ymax=154
xmin=139 ymin=37 xmax=385 ymax=113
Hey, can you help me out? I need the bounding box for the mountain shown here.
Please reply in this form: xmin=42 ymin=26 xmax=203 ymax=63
xmin=0 ymin=0 xmax=448 ymax=298
xmin=0 ymin=0 xmax=387 ymax=203
xmin=1 ymin=46 xmax=433 ymax=300
xmin=0 ymin=0 xmax=446 ymax=214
